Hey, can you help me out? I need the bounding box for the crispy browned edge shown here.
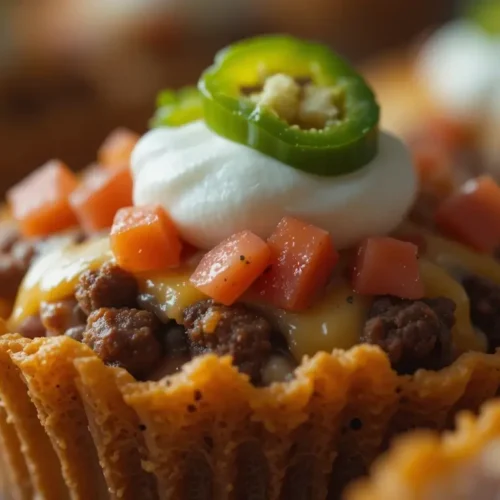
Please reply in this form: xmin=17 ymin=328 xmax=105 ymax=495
xmin=0 ymin=334 xmax=67 ymax=499
xmin=0 ymin=332 xmax=500 ymax=500
xmin=346 ymin=399 xmax=500 ymax=500
xmin=0 ymin=404 xmax=32 ymax=500
xmin=74 ymin=357 xmax=158 ymax=499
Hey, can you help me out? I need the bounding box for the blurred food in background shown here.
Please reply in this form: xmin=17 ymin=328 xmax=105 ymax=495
xmin=364 ymin=0 xmax=500 ymax=182
xmin=0 ymin=0 xmax=455 ymax=193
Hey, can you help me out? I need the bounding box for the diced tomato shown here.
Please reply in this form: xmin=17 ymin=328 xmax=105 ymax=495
xmin=435 ymin=176 xmax=500 ymax=253
xmin=70 ymin=165 xmax=133 ymax=233
xmin=7 ymin=160 xmax=78 ymax=237
xmin=190 ymin=230 xmax=271 ymax=306
xmin=79 ymin=163 xmax=101 ymax=181
xmin=427 ymin=115 xmax=476 ymax=150
xmin=111 ymin=205 xmax=182 ymax=272
xmin=254 ymin=216 xmax=339 ymax=311
xmin=395 ymin=232 xmax=428 ymax=256
xmin=412 ymin=141 xmax=454 ymax=197
xmin=98 ymin=128 xmax=139 ymax=169
xmin=353 ymin=237 xmax=424 ymax=299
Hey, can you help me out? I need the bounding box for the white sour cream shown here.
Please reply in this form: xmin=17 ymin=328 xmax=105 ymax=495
xmin=131 ymin=121 xmax=416 ymax=250
xmin=417 ymin=20 xmax=500 ymax=122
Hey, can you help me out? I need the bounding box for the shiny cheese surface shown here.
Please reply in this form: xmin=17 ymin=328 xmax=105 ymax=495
xmin=137 ymin=269 xmax=207 ymax=324
xmin=262 ymin=284 xmax=369 ymax=359
xmin=132 ymin=274 xmax=369 ymax=360
xmin=10 ymin=237 xmax=112 ymax=327
xmin=424 ymin=232 xmax=500 ymax=286
xmin=419 ymin=259 xmax=485 ymax=353
xmin=9 ymin=232 xmax=494 ymax=357
xmin=398 ymin=223 xmax=500 ymax=285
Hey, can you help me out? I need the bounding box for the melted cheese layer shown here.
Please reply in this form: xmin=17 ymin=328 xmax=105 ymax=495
xmin=9 ymin=231 xmax=493 ymax=358
xmin=10 ymin=238 xmax=112 ymax=326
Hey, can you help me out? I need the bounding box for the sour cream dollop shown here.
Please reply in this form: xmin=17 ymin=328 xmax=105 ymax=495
xmin=132 ymin=121 xmax=416 ymax=250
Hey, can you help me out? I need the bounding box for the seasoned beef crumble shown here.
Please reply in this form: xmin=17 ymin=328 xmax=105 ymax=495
xmin=40 ymin=298 xmax=86 ymax=337
xmin=17 ymin=314 xmax=46 ymax=339
xmin=362 ymin=296 xmax=456 ymax=374
xmin=183 ymin=300 xmax=272 ymax=383
xmin=76 ymin=262 xmax=138 ymax=315
xmin=83 ymin=307 xmax=163 ymax=379
xmin=11 ymin=256 xmax=467 ymax=382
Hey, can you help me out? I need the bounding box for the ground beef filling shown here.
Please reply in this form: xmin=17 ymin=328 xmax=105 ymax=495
xmin=462 ymin=275 xmax=500 ymax=352
xmin=16 ymin=260 xmax=462 ymax=382
xmin=183 ymin=299 xmax=273 ymax=383
xmin=40 ymin=298 xmax=87 ymax=340
xmin=83 ymin=308 xmax=163 ymax=379
xmin=75 ymin=262 xmax=138 ymax=315
xmin=22 ymin=262 xmax=277 ymax=382
xmin=362 ymin=296 xmax=456 ymax=374
xmin=17 ymin=314 xmax=47 ymax=339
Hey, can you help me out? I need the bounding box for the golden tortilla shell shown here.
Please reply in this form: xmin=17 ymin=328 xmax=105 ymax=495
xmin=0 ymin=334 xmax=499 ymax=499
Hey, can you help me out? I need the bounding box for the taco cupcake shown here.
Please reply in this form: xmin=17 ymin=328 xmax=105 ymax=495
xmin=364 ymin=0 xmax=500 ymax=180
xmin=347 ymin=399 xmax=500 ymax=500
xmin=2 ymin=35 xmax=500 ymax=499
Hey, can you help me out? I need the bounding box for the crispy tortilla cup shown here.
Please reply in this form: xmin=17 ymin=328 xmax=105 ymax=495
xmin=0 ymin=331 xmax=500 ymax=499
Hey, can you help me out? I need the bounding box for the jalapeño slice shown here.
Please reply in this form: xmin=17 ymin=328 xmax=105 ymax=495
xmin=198 ymin=35 xmax=380 ymax=176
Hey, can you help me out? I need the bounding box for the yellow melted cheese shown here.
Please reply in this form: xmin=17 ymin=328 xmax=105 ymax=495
xmin=419 ymin=259 xmax=486 ymax=353
xmin=10 ymin=237 xmax=112 ymax=328
xmin=400 ymin=223 xmax=500 ymax=285
xmin=425 ymin=232 xmax=500 ymax=286
xmin=136 ymin=270 xmax=207 ymax=324
xmin=9 ymin=232 xmax=493 ymax=358
xmin=136 ymin=273 xmax=368 ymax=360
xmin=262 ymin=285 xmax=369 ymax=359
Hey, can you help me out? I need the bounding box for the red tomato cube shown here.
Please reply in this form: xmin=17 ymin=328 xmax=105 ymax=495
xmin=7 ymin=160 xmax=78 ymax=237
xmin=190 ymin=230 xmax=271 ymax=306
xmin=353 ymin=237 xmax=424 ymax=299
xmin=70 ymin=165 xmax=133 ymax=233
xmin=98 ymin=128 xmax=139 ymax=168
xmin=254 ymin=216 xmax=339 ymax=311
xmin=412 ymin=141 xmax=454 ymax=197
xmin=111 ymin=205 xmax=182 ymax=272
xmin=435 ymin=176 xmax=500 ymax=253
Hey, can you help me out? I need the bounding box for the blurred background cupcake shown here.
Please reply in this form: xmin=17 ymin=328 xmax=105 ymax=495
xmin=364 ymin=0 xmax=500 ymax=178
xmin=347 ymin=399 xmax=500 ymax=500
